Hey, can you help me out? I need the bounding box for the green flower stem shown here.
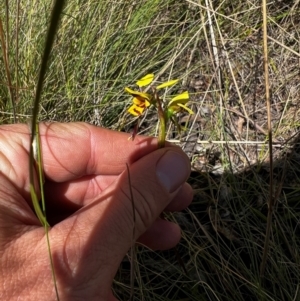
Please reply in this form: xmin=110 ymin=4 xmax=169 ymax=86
xmin=158 ymin=112 xmax=166 ymax=148
xmin=156 ymin=93 xmax=166 ymax=148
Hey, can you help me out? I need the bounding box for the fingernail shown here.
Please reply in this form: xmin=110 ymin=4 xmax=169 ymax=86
xmin=156 ymin=151 xmax=190 ymax=193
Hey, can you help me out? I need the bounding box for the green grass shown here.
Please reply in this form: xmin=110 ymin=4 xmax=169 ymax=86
xmin=2 ymin=0 xmax=300 ymax=300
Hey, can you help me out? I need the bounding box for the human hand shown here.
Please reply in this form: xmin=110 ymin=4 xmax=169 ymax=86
xmin=0 ymin=122 xmax=192 ymax=301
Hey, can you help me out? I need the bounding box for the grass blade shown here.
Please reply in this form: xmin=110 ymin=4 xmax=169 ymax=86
xmin=30 ymin=0 xmax=66 ymax=136
xmin=126 ymin=163 xmax=136 ymax=301
xmin=0 ymin=16 xmax=16 ymax=122
xmin=15 ymin=0 xmax=20 ymax=105
xmin=28 ymin=1 xmax=66 ymax=299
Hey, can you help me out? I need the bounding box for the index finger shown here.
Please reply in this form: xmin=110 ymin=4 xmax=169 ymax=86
xmin=39 ymin=122 xmax=160 ymax=182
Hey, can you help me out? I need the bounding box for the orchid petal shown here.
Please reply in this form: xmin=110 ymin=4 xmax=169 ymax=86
xmin=128 ymin=105 xmax=145 ymax=116
xmin=132 ymin=97 xmax=150 ymax=108
xmin=169 ymin=91 xmax=189 ymax=104
xmin=136 ymin=74 xmax=154 ymax=87
xmin=176 ymin=103 xmax=194 ymax=114
xmin=125 ymin=87 xmax=152 ymax=101
xmin=156 ymin=79 xmax=179 ymax=89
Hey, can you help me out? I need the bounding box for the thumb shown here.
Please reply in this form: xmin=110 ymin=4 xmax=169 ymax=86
xmin=53 ymin=147 xmax=190 ymax=298
xmin=116 ymin=147 xmax=191 ymax=238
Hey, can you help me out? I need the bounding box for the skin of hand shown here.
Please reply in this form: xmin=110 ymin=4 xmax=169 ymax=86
xmin=0 ymin=122 xmax=193 ymax=301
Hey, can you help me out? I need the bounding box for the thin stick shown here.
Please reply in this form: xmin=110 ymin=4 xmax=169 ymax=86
xmin=260 ymin=0 xmax=274 ymax=277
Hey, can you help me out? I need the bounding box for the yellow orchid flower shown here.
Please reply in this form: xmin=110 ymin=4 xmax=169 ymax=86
xmin=125 ymin=74 xmax=193 ymax=146
xmin=167 ymin=91 xmax=194 ymax=116
xmin=127 ymin=96 xmax=151 ymax=116
xmin=125 ymin=76 xmax=179 ymax=116
xmin=125 ymin=87 xmax=153 ymax=116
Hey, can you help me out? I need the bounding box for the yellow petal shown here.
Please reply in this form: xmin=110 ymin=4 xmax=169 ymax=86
xmin=168 ymin=103 xmax=194 ymax=115
xmin=125 ymin=87 xmax=151 ymax=101
xmin=128 ymin=105 xmax=145 ymax=116
xmin=132 ymin=97 xmax=150 ymax=108
xmin=136 ymin=74 xmax=154 ymax=87
xmin=169 ymin=91 xmax=189 ymax=103
xmin=156 ymin=79 xmax=179 ymax=89
xmin=177 ymin=103 xmax=194 ymax=114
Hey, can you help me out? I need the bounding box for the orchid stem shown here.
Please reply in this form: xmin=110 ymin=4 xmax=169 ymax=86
xmin=156 ymin=92 xmax=166 ymax=149
xmin=158 ymin=113 xmax=166 ymax=148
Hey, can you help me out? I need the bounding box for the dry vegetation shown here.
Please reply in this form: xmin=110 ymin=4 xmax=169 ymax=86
xmin=1 ymin=0 xmax=300 ymax=300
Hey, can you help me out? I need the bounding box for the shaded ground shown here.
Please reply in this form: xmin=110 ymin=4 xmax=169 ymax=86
xmin=113 ymin=131 xmax=300 ymax=301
